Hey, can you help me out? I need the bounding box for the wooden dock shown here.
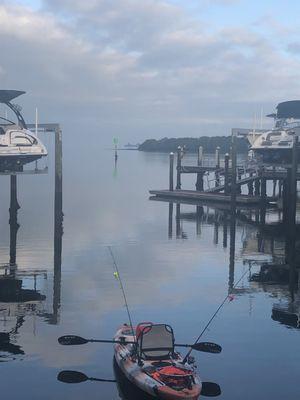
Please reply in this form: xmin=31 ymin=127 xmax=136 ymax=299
xmin=149 ymin=189 xmax=269 ymax=205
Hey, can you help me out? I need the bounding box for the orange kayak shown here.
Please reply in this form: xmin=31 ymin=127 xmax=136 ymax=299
xmin=114 ymin=323 xmax=202 ymax=400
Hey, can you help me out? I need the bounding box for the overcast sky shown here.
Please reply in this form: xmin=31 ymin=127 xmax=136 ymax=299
xmin=1 ymin=0 xmax=300 ymax=143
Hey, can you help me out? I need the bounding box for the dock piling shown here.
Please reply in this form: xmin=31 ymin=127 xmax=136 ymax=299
xmin=224 ymin=153 xmax=229 ymax=194
xmin=169 ymin=152 xmax=174 ymax=191
xmin=176 ymin=147 xmax=182 ymax=190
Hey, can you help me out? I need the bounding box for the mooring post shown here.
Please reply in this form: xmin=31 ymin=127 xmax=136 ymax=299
xmin=230 ymin=132 xmax=237 ymax=215
xmin=260 ymin=167 xmax=266 ymax=225
xmin=248 ymin=172 xmax=254 ymax=195
xmin=169 ymin=152 xmax=174 ymax=191
xmin=53 ymin=127 xmax=63 ymax=324
xmin=215 ymin=146 xmax=220 ymax=168
xmin=196 ymin=146 xmax=204 ymax=191
xmin=9 ymin=174 xmax=19 ymax=270
xmin=272 ymin=167 xmax=277 ymax=197
xmin=282 ymin=176 xmax=290 ymax=226
xmin=176 ymin=146 xmax=182 ymax=190
xmin=224 ymin=153 xmax=230 ymax=194
xmin=215 ymin=147 xmax=220 ymax=187
xmin=198 ymin=146 xmax=203 ymax=166
xmin=278 ymin=180 xmax=283 ymax=198
xmin=255 ymin=168 xmax=261 ymax=196
xmin=289 ymin=135 xmax=298 ymax=228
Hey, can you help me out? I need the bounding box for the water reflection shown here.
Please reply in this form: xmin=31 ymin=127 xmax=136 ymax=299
xmin=162 ymin=200 xmax=300 ymax=331
xmin=113 ymin=358 xmax=154 ymax=400
xmin=0 ymin=165 xmax=63 ymax=361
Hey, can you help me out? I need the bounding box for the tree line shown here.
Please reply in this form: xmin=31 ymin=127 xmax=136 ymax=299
xmin=138 ymin=136 xmax=249 ymax=153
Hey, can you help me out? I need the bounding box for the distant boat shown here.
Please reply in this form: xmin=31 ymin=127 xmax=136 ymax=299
xmin=124 ymin=143 xmax=139 ymax=149
xmin=249 ymin=100 xmax=300 ymax=163
xmin=0 ymin=90 xmax=47 ymax=171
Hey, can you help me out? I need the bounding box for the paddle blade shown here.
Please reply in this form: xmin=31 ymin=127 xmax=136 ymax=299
xmin=201 ymin=382 xmax=221 ymax=397
xmin=57 ymin=370 xmax=89 ymax=384
xmin=58 ymin=335 xmax=89 ymax=345
xmin=192 ymin=342 xmax=222 ymax=354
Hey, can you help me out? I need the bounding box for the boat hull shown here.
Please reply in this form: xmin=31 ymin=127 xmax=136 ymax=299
xmin=252 ymin=147 xmax=300 ymax=164
xmin=114 ymin=324 xmax=202 ymax=400
xmin=0 ymin=153 xmax=47 ymax=171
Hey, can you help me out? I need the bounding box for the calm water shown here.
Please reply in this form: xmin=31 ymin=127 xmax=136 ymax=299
xmin=0 ymin=140 xmax=299 ymax=399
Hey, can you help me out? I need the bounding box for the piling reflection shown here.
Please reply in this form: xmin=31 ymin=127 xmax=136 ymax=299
xmin=0 ymin=144 xmax=63 ymax=360
xmin=161 ymin=199 xmax=300 ymax=331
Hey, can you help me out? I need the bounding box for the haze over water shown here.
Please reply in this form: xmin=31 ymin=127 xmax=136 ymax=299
xmin=0 ymin=142 xmax=299 ymax=400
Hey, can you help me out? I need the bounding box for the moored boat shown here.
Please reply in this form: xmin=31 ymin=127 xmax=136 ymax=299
xmin=250 ymin=100 xmax=300 ymax=163
xmin=0 ymin=90 xmax=47 ymax=171
xmin=114 ymin=322 xmax=202 ymax=400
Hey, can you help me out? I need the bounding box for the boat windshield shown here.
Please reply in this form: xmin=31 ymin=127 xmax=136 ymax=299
xmin=0 ymin=116 xmax=16 ymax=126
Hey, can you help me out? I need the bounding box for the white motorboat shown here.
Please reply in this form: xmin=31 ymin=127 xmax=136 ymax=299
xmin=0 ymin=90 xmax=47 ymax=171
xmin=250 ymin=100 xmax=300 ymax=163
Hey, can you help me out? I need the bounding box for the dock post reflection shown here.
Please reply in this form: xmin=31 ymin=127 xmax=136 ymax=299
xmin=222 ymin=213 xmax=228 ymax=248
xmin=228 ymin=213 xmax=236 ymax=293
xmin=176 ymin=203 xmax=181 ymax=238
xmin=196 ymin=206 xmax=203 ymax=236
xmin=168 ymin=202 xmax=173 ymax=239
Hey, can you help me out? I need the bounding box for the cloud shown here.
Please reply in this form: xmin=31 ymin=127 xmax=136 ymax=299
xmin=0 ymin=1 xmax=299 ymax=142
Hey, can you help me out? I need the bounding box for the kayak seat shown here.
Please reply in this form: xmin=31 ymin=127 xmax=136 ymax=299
xmin=137 ymin=324 xmax=175 ymax=361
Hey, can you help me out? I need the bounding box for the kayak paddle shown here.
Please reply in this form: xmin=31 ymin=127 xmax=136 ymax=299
xmin=201 ymin=382 xmax=221 ymax=397
xmin=57 ymin=370 xmax=221 ymax=397
xmin=58 ymin=335 xmax=221 ymax=353
xmin=57 ymin=370 xmax=116 ymax=384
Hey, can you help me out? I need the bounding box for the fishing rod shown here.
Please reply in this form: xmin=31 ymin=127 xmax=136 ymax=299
xmin=182 ymin=267 xmax=249 ymax=364
xmin=108 ymin=246 xmax=135 ymax=339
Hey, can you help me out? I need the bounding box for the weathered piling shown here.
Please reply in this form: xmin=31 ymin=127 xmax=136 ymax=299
xmin=198 ymin=146 xmax=203 ymax=166
xmin=230 ymin=133 xmax=237 ymax=215
xmin=289 ymin=135 xmax=298 ymax=227
xmin=215 ymin=147 xmax=220 ymax=168
xmin=169 ymin=152 xmax=174 ymax=191
xmin=224 ymin=153 xmax=230 ymax=194
xmin=260 ymin=171 xmax=267 ymax=225
xmin=254 ymin=171 xmax=260 ymax=196
xmin=53 ymin=127 xmax=63 ymax=324
xmin=248 ymin=172 xmax=254 ymax=195
xmin=9 ymin=174 xmax=19 ymax=269
xmin=196 ymin=146 xmax=204 ymax=191
xmin=215 ymin=147 xmax=220 ymax=187
xmin=176 ymin=146 xmax=181 ymax=190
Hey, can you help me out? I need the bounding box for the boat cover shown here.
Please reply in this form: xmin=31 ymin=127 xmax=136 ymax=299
xmin=276 ymin=100 xmax=300 ymax=119
xmin=0 ymin=90 xmax=26 ymax=104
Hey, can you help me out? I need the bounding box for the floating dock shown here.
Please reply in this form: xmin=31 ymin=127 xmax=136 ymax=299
xmin=149 ymin=189 xmax=268 ymax=205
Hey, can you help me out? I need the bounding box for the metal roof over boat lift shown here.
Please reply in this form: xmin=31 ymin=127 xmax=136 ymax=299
xmin=0 ymin=90 xmax=25 ymax=103
xmin=266 ymin=100 xmax=300 ymax=119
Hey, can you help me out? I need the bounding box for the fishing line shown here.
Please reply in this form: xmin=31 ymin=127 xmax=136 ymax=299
xmin=183 ymin=267 xmax=250 ymax=363
xmin=108 ymin=246 xmax=135 ymax=339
